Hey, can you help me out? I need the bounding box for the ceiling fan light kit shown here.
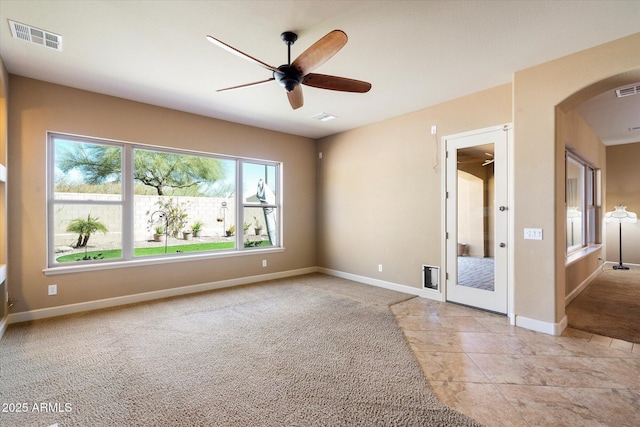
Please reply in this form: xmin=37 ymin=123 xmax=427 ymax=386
xmin=206 ymin=30 xmax=371 ymax=110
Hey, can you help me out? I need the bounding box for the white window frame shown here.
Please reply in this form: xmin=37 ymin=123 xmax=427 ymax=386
xmin=565 ymin=150 xmax=600 ymax=256
xmin=45 ymin=132 xmax=283 ymax=274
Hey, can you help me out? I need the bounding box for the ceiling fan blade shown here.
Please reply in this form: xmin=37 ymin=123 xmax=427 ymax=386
xmin=292 ymin=30 xmax=347 ymax=75
xmin=206 ymin=35 xmax=279 ymax=73
xmin=287 ymin=85 xmax=304 ymax=110
xmin=217 ymin=78 xmax=275 ymax=92
xmin=303 ymin=73 xmax=371 ymax=93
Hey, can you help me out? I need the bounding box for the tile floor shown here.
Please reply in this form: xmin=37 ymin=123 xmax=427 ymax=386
xmin=390 ymin=297 xmax=640 ymax=426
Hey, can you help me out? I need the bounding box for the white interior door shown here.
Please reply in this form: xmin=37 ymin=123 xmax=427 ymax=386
xmin=445 ymin=125 xmax=509 ymax=314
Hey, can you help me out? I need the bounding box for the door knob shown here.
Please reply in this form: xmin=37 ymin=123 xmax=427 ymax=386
xmin=499 ymin=206 xmax=507 ymax=211
xmin=499 ymin=243 xmax=506 ymax=248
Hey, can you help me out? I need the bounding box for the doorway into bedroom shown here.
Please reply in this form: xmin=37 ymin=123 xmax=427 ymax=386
xmin=445 ymin=125 xmax=510 ymax=314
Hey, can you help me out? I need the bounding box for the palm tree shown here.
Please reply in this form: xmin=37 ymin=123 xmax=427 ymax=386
xmin=66 ymin=214 xmax=109 ymax=249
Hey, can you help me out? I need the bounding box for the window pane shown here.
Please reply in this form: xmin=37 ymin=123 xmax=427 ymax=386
xmin=132 ymin=148 xmax=236 ymax=257
xmin=587 ymin=206 xmax=596 ymax=245
xmin=54 ymin=139 xmax=122 ymax=200
xmin=53 ymin=204 xmax=122 ymax=263
xmin=243 ymin=207 xmax=277 ymax=248
xmin=243 ymin=163 xmax=277 ymax=204
xmin=566 ymin=156 xmax=584 ymax=251
xmin=586 ymin=167 xmax=594 ymax=206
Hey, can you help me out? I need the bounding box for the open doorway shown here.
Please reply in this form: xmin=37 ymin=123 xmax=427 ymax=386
xmin=560 ymin=73 xmax=640 ymax=343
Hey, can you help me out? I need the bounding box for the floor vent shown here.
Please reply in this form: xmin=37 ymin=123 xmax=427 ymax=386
xmin=422 ymin=265 xmax=439 ymax=290
xmin=615 ymin=84 xmax=640 ymax=98
xmin=9 ymin=20 xmax=62 ymax=51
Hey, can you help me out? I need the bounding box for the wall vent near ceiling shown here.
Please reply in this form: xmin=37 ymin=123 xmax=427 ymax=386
xmin=615 ymin=85 xmax=640 ymax=98
xmin=8 ymin=20 xmax=62 ymax=51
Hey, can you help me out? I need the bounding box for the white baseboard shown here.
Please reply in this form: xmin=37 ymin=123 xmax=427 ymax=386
xmin=7 ymin=267 xmax=318 ymax=325
xmin=515 ymin=314 xmax=567 ymax=336
xmin=317 ymin=267 xmax=443 ymax=301
xmin=565 ymin=266 xmax=602 ymax=306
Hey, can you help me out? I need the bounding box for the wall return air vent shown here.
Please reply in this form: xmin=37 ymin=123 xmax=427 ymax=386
xmin=9 ymin=20 xmax=62 ymax=51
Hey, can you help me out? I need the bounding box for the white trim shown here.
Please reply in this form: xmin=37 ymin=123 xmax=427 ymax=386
xmin=515 ymin=314 xmax=567 ymax=336
xmin=442 ymin=123 xmax=513 ymax=315
xmin=8 ymin=267 xmax=317 ymax=324
xmin=44 ymin=247 xmax=285 ymax=276
xmin=565 ymin=265 xmax=601 ymax=306
xmin=566 ymin=244 xmax=602 ymax=266
xmin=317 ymin=267 xmax=442 ymax=301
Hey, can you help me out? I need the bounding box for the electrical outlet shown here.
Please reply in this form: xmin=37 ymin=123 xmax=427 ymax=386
xmin=48 ymin=284 xmax=57 ymax=296
xmin=262 ymin=259 xmax=267 ymax=267
xmin=378 ymin=264 xmax=383 ymax=272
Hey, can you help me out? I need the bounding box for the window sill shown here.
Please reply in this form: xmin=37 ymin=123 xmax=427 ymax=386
xmin=566 ymin=244 xmax=602 ymax=267
xmin=43 ymin=247 xmax=284 ymax=276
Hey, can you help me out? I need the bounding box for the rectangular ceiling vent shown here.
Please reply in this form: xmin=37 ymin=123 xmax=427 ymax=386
xmin=615 ymin=85 xmax=640 ymax=98
xmin=311 ymin=112 xmax=337 ymax=122
xmin=9 ymin=20 xmax=62 ymax=51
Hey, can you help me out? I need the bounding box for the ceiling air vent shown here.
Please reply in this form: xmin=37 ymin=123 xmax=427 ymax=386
xmin=615 ymin=85 xmax=640 ymax=98
xmin=8 ymin=20 xmax=62 ymax=51
xmin=311 ymin=112 xmax=337 ymax=122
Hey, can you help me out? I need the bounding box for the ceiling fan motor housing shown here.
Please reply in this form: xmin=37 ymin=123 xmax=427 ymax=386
xmin=274 ymin=65 xmax=302 ymax=92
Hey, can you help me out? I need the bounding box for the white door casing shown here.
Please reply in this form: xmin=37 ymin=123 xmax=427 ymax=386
xmin=444 ymin=125 xmax=511 ymax=314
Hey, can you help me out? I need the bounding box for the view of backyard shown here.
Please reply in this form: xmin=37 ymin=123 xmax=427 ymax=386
xmin=50 ymin=135 xmax=279 ymax=265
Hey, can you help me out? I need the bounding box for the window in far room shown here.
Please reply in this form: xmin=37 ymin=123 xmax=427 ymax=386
xmin=566 ymin=151 xmax=600 ymax=254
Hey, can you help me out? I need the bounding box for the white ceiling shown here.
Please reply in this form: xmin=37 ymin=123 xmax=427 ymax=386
xmin=0 ymin=0 xmax=638 ymax=141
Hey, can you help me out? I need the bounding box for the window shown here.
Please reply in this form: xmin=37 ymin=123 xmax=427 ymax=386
xmin=48 ymin=133 xmax=281 ymax=269
xmin=566 ymin=151 xmax=600 ymax=254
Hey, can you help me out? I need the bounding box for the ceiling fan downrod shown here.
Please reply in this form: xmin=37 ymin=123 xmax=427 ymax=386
xmin=275 ymin=32 xmax=302 ymax=93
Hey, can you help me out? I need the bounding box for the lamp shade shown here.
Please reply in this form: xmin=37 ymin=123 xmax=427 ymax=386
xmin=604 ymin=205 xmax=638 ymax=223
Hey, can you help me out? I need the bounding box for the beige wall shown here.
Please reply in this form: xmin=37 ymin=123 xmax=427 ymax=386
xmin=7 ymin=76 xmax=317 ymax=313
xmin=317 ymin=83 xmax=512 ymax=287
xmin=514 ymin=33 xmax=640 ymax=326
xmin=606 ymin=142 xmax=640 ymax=265
xmin=318 ymin=33 xmax=639 ymax=331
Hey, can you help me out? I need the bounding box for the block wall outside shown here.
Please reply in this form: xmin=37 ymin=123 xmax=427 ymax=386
xmin=53 ymin=194 xmax=237 ymax=248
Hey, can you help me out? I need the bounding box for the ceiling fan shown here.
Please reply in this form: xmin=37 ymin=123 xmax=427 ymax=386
xmin=206 ymin=30 xmax=372 ymax=110
xmin=482 ymin=153 xmax=494 ymax=167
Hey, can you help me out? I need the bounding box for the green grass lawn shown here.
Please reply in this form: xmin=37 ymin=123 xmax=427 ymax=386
xmin=56 ymin=240 xmax=270 ymax=263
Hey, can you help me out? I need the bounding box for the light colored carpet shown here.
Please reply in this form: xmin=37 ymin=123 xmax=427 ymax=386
xmin=0 ymin=273 xmax=482 ymax=426
xmin=567 ymin=267 xmax=640 ymax=344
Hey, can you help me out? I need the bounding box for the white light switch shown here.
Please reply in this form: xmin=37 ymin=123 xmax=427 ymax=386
xmin=524 ymin=228 xmax=543 ymax=240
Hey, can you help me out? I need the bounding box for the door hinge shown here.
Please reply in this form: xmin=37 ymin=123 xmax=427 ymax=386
xmin=446 ymin=232 xmax=449 ymax=239
xmin=445 ymin=272 xmax=449 ymax=280
xmin=446 ymin=191 xmax=449 ymax=199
